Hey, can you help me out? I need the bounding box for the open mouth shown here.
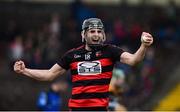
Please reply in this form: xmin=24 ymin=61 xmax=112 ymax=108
xmin=92 ymin=39 xmax=99 ymax=42
xmin=92 ymin=39 xmax=100 ymax=43
xmin=92 ymin=37 xmax=100 ymax=42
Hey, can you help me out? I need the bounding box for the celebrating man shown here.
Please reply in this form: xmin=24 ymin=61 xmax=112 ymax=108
xmin=14 ymin=18 xmax=153 ymax=111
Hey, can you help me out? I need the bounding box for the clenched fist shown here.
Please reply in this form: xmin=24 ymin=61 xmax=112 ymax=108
xmin=141 ymin=32 xmax=153 ymax=46
xmin=14 ymin=60 xmax=25 ymax=74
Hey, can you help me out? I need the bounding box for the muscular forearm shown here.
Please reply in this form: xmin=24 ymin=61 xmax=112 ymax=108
xmin=14 ymin=63 xmax=65 ymax=81
xmin=120 ymin=32 xmax=153 ymax=66
xmin=132 ymin=32 xmax=153 ymax=64
xmin=23 ymin=68 xmax=52 ymax=81
xmin=133 ymin=44 xmax=147 ymax=64
xmin=120 ymin=44 xmax=149 ymax=66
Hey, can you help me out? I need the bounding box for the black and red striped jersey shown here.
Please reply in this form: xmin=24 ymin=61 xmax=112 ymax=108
xmin=57 ymin=44 xmax=124 ymax=110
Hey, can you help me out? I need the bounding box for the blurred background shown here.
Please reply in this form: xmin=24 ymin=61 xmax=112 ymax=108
xmin=0 ymin=0 xmax=180 ymax=111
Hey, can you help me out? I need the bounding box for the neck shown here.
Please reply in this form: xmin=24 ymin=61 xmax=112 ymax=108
xmin=85 ymin=44 xmax=92 ymax=51
xmin=85 ymin=43 xmax=104 ymax=51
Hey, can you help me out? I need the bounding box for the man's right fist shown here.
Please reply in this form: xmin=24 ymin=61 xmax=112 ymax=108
xmin=14 ymin=60 xmax=25 ymax=74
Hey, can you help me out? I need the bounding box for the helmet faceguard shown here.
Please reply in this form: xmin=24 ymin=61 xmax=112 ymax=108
xmin=81 ymin=18 xmax=106 ymax=50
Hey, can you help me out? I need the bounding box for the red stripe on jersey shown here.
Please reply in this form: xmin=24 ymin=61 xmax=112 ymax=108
xmin=100 ymin=58 xmax=113 ymax=67
xmin=70 ymin=58 xmax=113 ymax=70
xmin=72 ymin=85 xmax=109 ymax=95
xmin=72 ymin=71 xmax=112 ymax=82
xmin=70 ymin=61 xmax=78 ymax=70
xmin=69 ymin=98 xmax=109 ymax=107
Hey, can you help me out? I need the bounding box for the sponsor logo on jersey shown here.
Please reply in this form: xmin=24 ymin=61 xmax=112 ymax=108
xmin=77 ymin=61 xmax=102 ymax=75
xmin=96 ymin=51 xmax=102 ymax=57
xmin=74 ymin=54 xmax=81 ymax=59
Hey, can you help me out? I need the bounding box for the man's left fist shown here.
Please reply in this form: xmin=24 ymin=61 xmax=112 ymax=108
xmin=141 ymin=32 xmax=153 ymax=46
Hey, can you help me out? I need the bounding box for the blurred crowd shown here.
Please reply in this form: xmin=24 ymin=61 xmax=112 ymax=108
xmin=0 ymin=0 xmax=180 ymax=111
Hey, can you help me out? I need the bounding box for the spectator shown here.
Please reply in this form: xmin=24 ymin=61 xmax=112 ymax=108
xmin=37 ymin=80 xmax=68 ymax=111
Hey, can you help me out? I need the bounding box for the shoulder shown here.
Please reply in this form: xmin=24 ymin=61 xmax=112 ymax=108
xmin=103 ymin=44 xmax=124 ymax=57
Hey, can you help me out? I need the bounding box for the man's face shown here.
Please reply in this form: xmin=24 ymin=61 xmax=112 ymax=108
xmin=84 ymin=28 xmax=104 ymax=45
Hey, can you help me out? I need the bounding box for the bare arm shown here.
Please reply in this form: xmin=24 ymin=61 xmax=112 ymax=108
xmin=120 ymin=32 xmax=153 ymax=66
xmin=14 ymin=61 xmax=66 ymax=81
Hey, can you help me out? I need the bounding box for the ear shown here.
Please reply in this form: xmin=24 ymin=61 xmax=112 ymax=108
xmin=81 ymin=31 xmax=85 ymax=42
